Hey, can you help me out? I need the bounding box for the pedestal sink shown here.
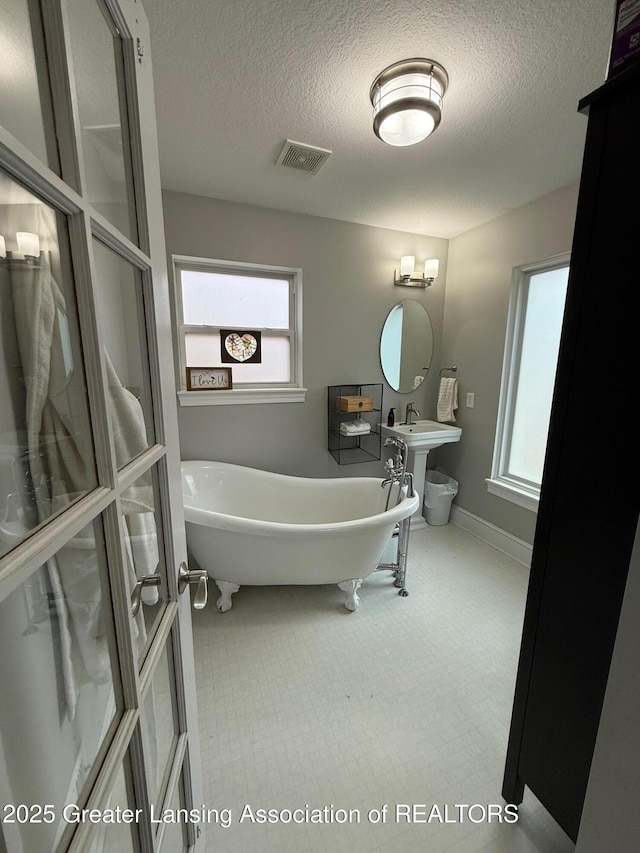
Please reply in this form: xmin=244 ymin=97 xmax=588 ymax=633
xmin=381 ymin=420 xmax=462 ymax=528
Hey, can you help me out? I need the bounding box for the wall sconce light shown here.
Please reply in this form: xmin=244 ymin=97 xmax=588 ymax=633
xmin=0 ymin=233 xmax=43 ymax=260
xmin=16 ymin=232 xmax=40 ymax=257
xmin=395 ymin=256 xmax=439 ymax=287
xmin=370 ymin=58 xmax=448 ymax=147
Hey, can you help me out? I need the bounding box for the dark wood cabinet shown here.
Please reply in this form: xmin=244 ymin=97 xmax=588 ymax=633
xmin=502 ymin=64 xmax=640 ymax=841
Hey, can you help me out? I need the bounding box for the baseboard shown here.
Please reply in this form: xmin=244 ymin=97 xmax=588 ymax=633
xmin=449 ymin=505 xmax=532 ymax=568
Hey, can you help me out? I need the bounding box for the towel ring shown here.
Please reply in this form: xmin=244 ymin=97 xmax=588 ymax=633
xmin=439 ymin=365 xmax=457 ymax=377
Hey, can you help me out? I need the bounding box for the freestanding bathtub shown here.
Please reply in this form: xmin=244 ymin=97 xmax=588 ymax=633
xmin=181 ymin=460 xmax=419 ymax=612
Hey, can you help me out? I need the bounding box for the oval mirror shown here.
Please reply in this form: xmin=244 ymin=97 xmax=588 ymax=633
xmin=380 ymin=299 xmax=434 ymax=393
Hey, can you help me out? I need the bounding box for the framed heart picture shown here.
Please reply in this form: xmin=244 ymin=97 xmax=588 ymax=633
xmin=220 ymin=330 xmax=262 ymax=364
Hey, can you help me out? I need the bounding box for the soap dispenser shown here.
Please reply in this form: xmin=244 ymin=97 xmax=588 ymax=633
xmin=387 ymin=408 xmax=395 ymax=427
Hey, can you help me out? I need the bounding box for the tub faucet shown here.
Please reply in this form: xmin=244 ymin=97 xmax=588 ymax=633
xmin=382 ymin=437 xmax=412 ymax=509
xmin=403 ymin=402 xmax=420 ymax=425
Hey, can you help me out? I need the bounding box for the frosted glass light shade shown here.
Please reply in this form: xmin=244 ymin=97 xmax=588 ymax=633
xmin=395 ymin=255 xmax=439 ymax=287
xmin=16 ymin=232 xmax=40 ymax=257
xmin=400 ymin=256 xmax=415 ymax=277
xmin=424 ymin=259 xmax=440 ymax=280
xmin=371 ymin=59 xmax=448 ymax=147
xmin=379 ymin=108 xmax=435 ymax=147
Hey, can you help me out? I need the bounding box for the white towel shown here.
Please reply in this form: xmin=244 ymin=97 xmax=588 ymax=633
xmin=437 ymin=377 xmax=458 ymax=423
xmin=105 ymin=352 xmax=160 ymax=611
xmin=340 ymin=420 xmax=371 ymax=436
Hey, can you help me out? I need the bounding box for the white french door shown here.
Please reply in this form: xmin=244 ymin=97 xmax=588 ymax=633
xmin=0 ymin=1 xmax=204 ymax=851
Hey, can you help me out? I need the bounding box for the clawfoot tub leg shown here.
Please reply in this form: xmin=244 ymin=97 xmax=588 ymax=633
xmin=338 ymin=579 xmax=363 ymax=611
xmin=215 ymin=580 xmax=240 ymax=612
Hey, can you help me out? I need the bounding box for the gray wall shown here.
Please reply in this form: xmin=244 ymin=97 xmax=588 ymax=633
xmin=433 ymin=183 xmax=579 ymax=544
xmin=162 ymin=190 xmax=448 ymax=478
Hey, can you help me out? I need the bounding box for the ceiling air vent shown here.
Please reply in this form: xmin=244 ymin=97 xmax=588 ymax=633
xmin=276 ymin=140 xmax=332 ymax=174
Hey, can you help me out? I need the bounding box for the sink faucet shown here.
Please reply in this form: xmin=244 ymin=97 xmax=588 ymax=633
xmin=403 ymin=402 xmax=420 ymax=425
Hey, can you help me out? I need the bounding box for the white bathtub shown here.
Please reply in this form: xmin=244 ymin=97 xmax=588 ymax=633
xmin=181 ymin=460 xmax=419 ymax=612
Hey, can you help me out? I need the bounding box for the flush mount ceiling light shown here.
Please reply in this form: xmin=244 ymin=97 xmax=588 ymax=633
xmin=370 ymin=58 xmax=448 ymax=147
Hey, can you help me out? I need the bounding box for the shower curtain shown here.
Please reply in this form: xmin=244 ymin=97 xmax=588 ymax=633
xmin=2 ymin=250 xmax=158 ymax=720
xmin=3 ymin=251 xmax=92 ymax=719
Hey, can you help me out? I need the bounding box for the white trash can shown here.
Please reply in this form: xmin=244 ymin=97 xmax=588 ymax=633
xmin=424 ymin=469 xmax=458 ymax=525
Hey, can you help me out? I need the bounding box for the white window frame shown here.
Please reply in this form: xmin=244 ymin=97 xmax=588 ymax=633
xmin=173 ymin=255 xmax=305 ymax=406
xmin=487 ymin=252 xmax=570 ymax=511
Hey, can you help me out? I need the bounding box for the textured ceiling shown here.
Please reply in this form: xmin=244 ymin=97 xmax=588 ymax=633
xmin=144 ymin=0 xmax=614 ymax=238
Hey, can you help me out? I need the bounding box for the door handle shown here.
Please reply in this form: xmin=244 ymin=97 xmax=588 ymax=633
xmin=178 ymin=561 xmax=208 ymax=609
xmin=130 ymin=573 xmax=161 ymax=617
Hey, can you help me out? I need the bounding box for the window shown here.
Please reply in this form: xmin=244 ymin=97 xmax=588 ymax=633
xmin=487 ymin=253 xmax=570 ymax=510
xmin=173 ymin=256 xmax=304 ymax=405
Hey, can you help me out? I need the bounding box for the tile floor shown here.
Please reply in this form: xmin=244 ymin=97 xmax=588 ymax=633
xmin=192 ymin=523 xmax=575 ymax=852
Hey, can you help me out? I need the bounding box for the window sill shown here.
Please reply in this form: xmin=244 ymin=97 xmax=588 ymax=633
xmin=486 ymin=477 xmax=539 ymax=512
xmin=178 ymin=387 xmax=307 ymax=406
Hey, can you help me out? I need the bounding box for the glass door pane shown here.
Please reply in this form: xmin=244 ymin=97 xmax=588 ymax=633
xmin=0 ymin=170 xmax=97 ymax=559
xmin=123 ymin=463 xmax=168 ymax=661
xmin=92 ymin=238 xmax=155 ymax=464
xmin=159 ymin=771 xmax=187 ymax=852
xmin=65 ymin=0 xmax=137 ymax=242
xmin=91 ymin=760 xmax=139 ymax=852
xmin=140 ymin=643 xmax=178 ymax=809
xmin=0 ymin=517 xmax=118 ymax=852
xmin=0 ymin=0 xmax=58 ymax=170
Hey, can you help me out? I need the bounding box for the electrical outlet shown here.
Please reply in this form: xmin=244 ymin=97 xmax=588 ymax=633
xmin=466 ymin=392 xmax=475 ymax=408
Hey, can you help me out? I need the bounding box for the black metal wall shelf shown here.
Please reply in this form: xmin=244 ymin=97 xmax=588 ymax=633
xmin=328 ymin=384 xmax=383 ymax=465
